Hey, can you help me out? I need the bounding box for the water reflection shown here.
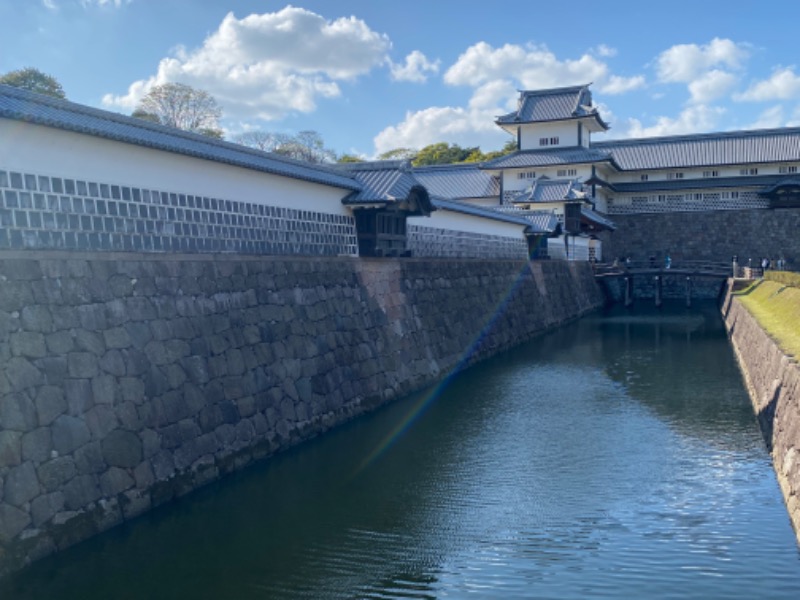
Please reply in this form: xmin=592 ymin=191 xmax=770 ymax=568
xmin=3 ymin=301 xmax=799 ymax=599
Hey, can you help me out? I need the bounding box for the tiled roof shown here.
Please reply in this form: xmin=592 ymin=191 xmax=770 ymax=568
xmin=411 ymin=163 xmax=499 ymax=199
xmin=340 ymin=160 xmax=420 ymax=204
xmin=609 ymin=174 xmax=790 ymax=194
xmin=430 ymin=197 xmax=545 ymax=231
xmin=482 ymin=147 xmax=616 ymax=169
xmin=492 ymin=208 xmax=560 ymax=233
xmin=511 ymin=177 xmax=587 ymax=203
xmin=582 ymin=207 xmax=615 ymax=231
xmin=594 ymin=128 xmax=800 ymax=171
xmin=496 ymin=85 xmax=608 ymax=129
xmin=0 ymin=84 xmax=360 ymax=191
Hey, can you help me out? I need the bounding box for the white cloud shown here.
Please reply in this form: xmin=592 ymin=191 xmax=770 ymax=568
xmin=103 ymin=6 xmax=390 ymax=120
xmin=736 ymin=67 xmax=800 ymax=101
xmin=688 ymin=69 xmax=738 ymax=104
xmin=444 ymin=42 xmax=612 ymax=89
xmin=599 ymin=74 xmax=645 ymax=95
xmin=376 ymin=41 xmax=645 ymax=154
xmin=42 ymin=0 xmax=57 ymax=10
xmin=389 ymin=50 xmax=440 ymax=83
xmin=81 ymin=0 xmax=131 ymax=7
xmin=595 ymin=44 xmax=617 ymax=58
xmin=622 ymin=105 xmax=725 ymax=138
xmin=374 ymin=104 xmax=507 ymax=156
xmin=746 ymin=105 xmax=784 ymax=129
xmin=656 ymin=38 xmax=749 ymax=83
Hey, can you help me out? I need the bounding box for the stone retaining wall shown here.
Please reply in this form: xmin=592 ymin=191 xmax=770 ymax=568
xmin=722 ymin=286 xmax=800 ymax=540
xmin=600 ymin=208 xmax=800 ymax=267
xmin=0 ymin=252 xmax=603 ymax=576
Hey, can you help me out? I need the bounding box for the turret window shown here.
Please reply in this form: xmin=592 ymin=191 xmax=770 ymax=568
xmin=666 ymin=172 xmax=684 ymax=180
xmin=779 ymin=165 xmax=797 ymax=174
xmin=539 ymin=137 xmax=559 ymax=146
xmin=517 ymin=171 xmax=536 ymax=179
xmin=556 ymin=169 xmax=577 ymax=177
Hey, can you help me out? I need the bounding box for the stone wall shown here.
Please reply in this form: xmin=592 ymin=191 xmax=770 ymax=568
xmin=721 ymin=286 xmax=800 ymax=541
xmin=600 ymin=208 xmax=800 ymax=267
xmin=0 ymin=252 xmax=603 ymax=576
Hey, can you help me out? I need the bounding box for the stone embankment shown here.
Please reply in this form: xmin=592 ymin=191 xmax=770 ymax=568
xmin=0 ymin=252 xmax=603 ymax=576
xmin=722 ymin=285 xmax=800 ymax=540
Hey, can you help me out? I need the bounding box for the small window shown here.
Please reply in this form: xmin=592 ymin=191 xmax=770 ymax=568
xmin=703 ymin=170 xmax=719 ymax=178
xmin=550 ymin=136 xmax=559 ymax=145
xmin=667 ymin=172 xmax=684 ymax=180
xmin=517 ymin=171 xmax=536 ymax=179
xmin=539 ymin=137 xmax=549 ymax=146
xmin=556 ymin=168 xmax=577 ymax=177
xmin=740 ymin=168 xmax=758 ymax=175
xmin=639 ymin=174 xmax=649 ymax=181
xmin=779 ymin=165 xmax=797 ymax=174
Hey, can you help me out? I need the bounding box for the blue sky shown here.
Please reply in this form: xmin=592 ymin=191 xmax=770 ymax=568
xmin=2 ymin=1 xmax=800 ymax=158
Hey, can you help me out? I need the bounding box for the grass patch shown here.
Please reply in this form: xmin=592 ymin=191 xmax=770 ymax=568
xmin=734 ymin=280 xmax=800 ymax=359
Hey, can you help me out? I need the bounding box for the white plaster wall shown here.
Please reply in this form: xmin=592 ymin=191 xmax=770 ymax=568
xmin=409 ymin=209 xmax=527 ymax=239
xmin=519 ymin=121 xmax=579 ymax=150
xmin=0 ymin=119 xmax=352 ymax=215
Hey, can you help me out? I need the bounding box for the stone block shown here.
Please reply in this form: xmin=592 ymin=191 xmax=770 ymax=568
xmin=0 ymin=280 xmax=34 ymax=312
xmin=140 ymin=429 xmax=160 ymax=459
xmin=31 ymin=491 xmax=64 ymax=527
xmin=77 ymin=303 xmax=108 ymax=331
xmin=91 ymin=374 xmax=118 ymax=405
xmin=45 ymin=330 xmax=75 ymax=354
xmin=101 ymin=429 xmax=142 ymax=468
xmin=35 ymin=385 xmax=67 ymax=426
xmin=51 ymin=414 xmax=91 ymax=455
xmin=99 ymin=349 xmax=126 ymax=377
xmin=21 ymin=428 xmax=53 ymax=464
xmin=119 ymin=377 xmax=145 ymax=404
xmin=63 ymin=474 xmax=101 ymax=510
xmin=0 ymin=430 xmax=22 ymax=467
xmin=0 ymin=392 xmax=38 ymax=430
xmin=37 ymin=457 xmax=77 ymax=492
xmin=74 ymin=330 xmax=106 ymax=357
xmin=67 ymin=352 xmax=99 ymax=378
xmin=20 ymin=305 xmax=53 ymax=333
xmin=5 ymin=356 xmax=42 ymax=392
xmin=85 ymin=405 xmax=119 ymax=440
xmin=133 ymin=461 xmax=155 ymax=489
xmin=103 ymin=327 xmax=131 ymax=350
xmin=64 ymin=378 xmax=93 ymax=416
xmin=120 ymin=489 xmax=151 ymax=520
xmin=36 ymin=356 xmax=69 ymax=386
xmin=0 ymin=502 xmax=32 ymax=543
xmin=73 ymin=441 xmax=105 ymax=475
xmin=10 ymin=331 xmax=47 ymax=358
xmin=99 ymin=467 xmax=134 ymax=496
xmin=4 ymin=461 xmax=41 ymax=506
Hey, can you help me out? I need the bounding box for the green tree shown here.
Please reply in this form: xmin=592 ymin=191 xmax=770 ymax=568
xmin=412 ymin=142 xmax=480 ymax=166
xmin=377 ymin=148 xmax=417 ymax=161
xmin=133 ymin=82 xmax=223 ymax=138
xmin=338 ymin=154 xmax=365 ymax=163
xmin=0 ymin=67 xmax=65 ymax=98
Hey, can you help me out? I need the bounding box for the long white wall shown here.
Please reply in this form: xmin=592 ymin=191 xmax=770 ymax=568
xmin=0 ymin=119 xmax=351 ymax=215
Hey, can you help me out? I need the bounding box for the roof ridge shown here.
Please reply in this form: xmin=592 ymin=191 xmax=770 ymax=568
xmin=593 ymin=126 xmax=800 ymax=147
xmin=0 ymin=83 xmax=352 ymax=181
xmin=517 ymin=84 xmax=590 ymax=97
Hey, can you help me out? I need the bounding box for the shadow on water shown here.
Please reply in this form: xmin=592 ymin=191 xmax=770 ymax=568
xmin=3 ymin=299 xmax=799 ymax=599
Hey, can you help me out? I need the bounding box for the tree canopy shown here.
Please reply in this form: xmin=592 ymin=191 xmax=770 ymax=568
xmin=0 ymin=67 xmax=65 ymax=98
xmin=234 ymin=129 xmax=337 ymax=164
xmin=380 ymin=139 xmax=517 ymax=167
xmin=133 ymin=82 xmax=223 ymax=138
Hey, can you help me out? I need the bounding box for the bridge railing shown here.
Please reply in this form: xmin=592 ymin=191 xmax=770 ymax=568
xmin=593 ymin=260 xmax=733 ymax=277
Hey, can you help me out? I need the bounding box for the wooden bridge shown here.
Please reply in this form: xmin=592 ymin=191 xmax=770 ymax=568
xmin=593 ymin=260 xmax=733 ymax=307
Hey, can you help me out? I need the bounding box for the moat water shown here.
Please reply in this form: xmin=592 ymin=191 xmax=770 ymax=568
xmin=3 ymin=302 xmax=800 ymax=599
